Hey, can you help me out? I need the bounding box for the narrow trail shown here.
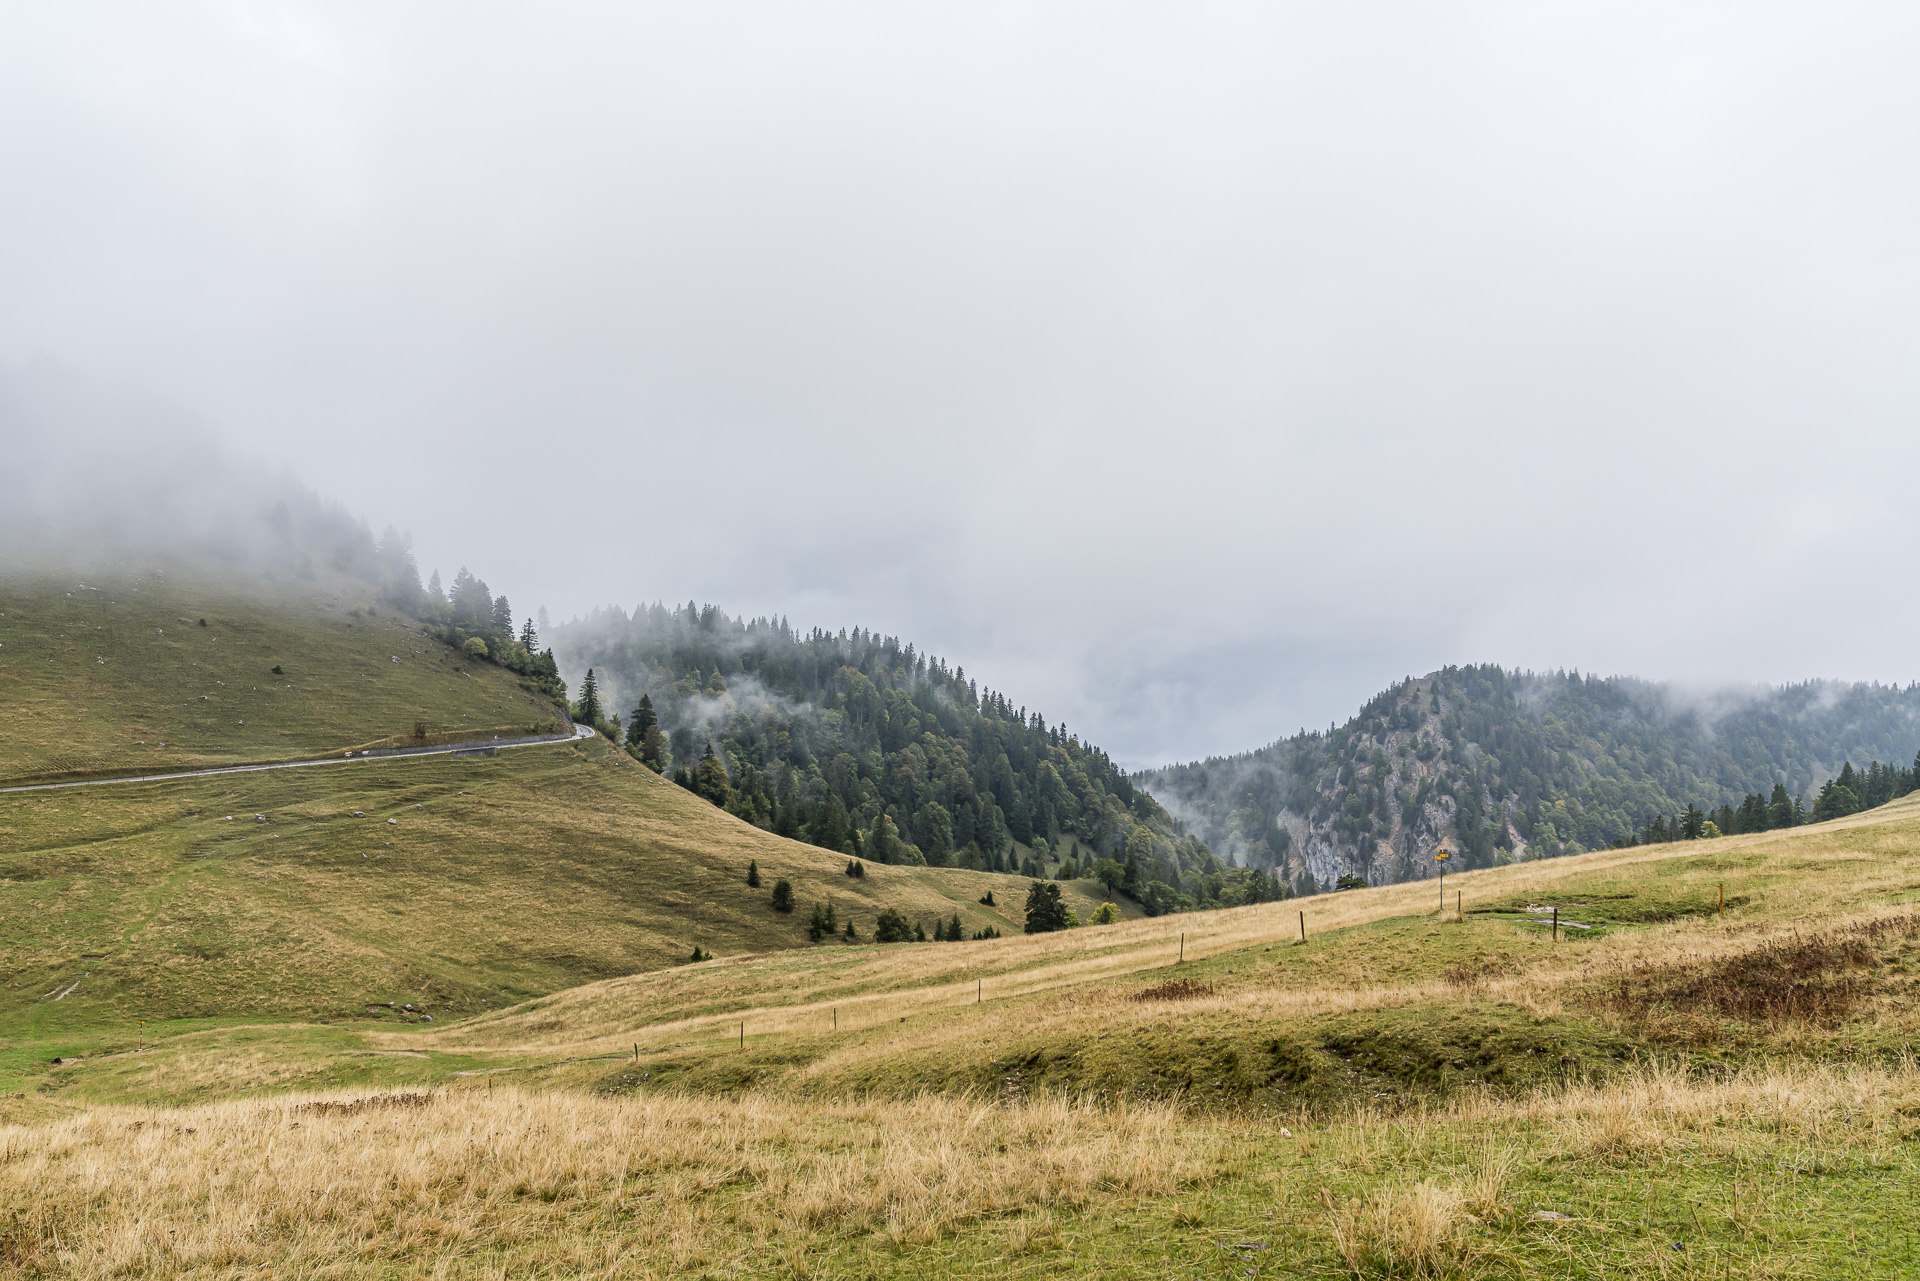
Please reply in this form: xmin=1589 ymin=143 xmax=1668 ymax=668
xmin=0 ymin=723 xmax=595 ymax=795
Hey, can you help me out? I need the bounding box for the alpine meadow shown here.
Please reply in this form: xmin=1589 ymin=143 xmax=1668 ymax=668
xmin=7 ymin=6 xmax=1920 ymax=1280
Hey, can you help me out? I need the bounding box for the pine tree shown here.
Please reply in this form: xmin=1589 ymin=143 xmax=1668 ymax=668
xmin=816 ymin=793 xmax=851 ymax=853
xmin=520 ymin=617 xmax=539 ymax=651
xmin=844 ymin=918 xmax=858 ymax=942
xmin=1767 ymin=783 xmax=1795 ymax=830
xmin=630 ymin=694 xmax=657 ymax=737
xmin=771 ymin=879 xmax=794 ymax=913
xmin=576 ymin=668 xmax=603 ymax=727
xmin=1023 ymin=881 xmax=1069 ymax=934
xmin=695 ymin=744 xmax=733 ymax=808
xmin=746 ymin=859 xmax=761 ymax=887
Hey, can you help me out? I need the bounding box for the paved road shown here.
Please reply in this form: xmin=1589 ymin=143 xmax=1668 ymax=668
xmin=0 ymin=722 xmax=596 ymax=795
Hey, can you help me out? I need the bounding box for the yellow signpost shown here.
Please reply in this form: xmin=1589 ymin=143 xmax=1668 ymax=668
xmin=1434 ymin=848 xmax=1451 ymax=916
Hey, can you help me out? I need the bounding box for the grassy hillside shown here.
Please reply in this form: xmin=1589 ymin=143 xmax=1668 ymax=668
xmin=0 ymin=561 xmax=565 ymax=783
xmin=10 ymin=795 xmax=1920 ymax=1277
xmin=0 ymin=736 xmax=1131 ymax=1058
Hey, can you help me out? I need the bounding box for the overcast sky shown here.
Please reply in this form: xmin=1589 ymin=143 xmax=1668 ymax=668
xmin=4 ymin=3 xmax=1918 ymax=766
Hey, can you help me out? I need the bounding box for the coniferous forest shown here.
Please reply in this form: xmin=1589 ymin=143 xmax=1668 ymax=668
xmin=1145 ymin=665 xmax=1920 ymax=892
xmin=552 ymin=603 xmax=1279 ymax=914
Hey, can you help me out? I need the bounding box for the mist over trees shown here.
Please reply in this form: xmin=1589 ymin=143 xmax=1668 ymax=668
xmin=1145 ymin=665 xmax=1920 ymax=892
xmin=551 ymin=601 xmax=1274 ymax=912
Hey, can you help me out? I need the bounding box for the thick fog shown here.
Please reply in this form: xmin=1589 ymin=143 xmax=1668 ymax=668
xmin=4 ymin=4 xmax=1918 ymax=765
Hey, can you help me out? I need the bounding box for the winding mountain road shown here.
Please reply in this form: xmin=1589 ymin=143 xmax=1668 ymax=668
xmin=0 ymin=722 xmax=596 ymax=796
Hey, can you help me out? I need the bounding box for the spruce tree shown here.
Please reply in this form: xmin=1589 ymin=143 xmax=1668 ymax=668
xmin=746 ymin=859 xmax=761 ymax=887
xmin=695 ymin=744 xmax=733 ymax=808
xmin=1022 ymin=881 xmax=1069 ymax=934
xmin=576 ymin=668 xmax=603 ymax=727
xmin=1767 ymin=783 xmax=1795 ymax=830
xmin=630 ymin=694 xmax=657 ymax=738
xmin=771 ymin=879 xmax=794 ymax=913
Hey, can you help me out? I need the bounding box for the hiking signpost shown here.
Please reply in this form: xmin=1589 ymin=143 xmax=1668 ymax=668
xmin=1434 ymin=848 xmax=1451 ymax=916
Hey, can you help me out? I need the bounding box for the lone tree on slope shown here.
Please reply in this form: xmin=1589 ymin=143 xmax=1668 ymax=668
xmin=576 ymin=668 xmax=603 ymax=728
xmin=1023 ymin=880 xmax=1069 ymax=934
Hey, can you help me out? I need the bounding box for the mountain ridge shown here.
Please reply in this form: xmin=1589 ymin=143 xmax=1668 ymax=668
xmin=1143 ymin=663 xmax=1920 ymax=891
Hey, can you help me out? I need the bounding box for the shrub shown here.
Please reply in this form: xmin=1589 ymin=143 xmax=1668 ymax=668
xmin=873 ymin=907 xmax=913 ymax=943
xmin=770 ymin=879 xmax=794 ymax=913
xmin=979 ymin=890 xmax=995 ymax=906
xmin=463 ymin=636 xmax=490 ymax=659
xmin=271 ymin=664 xmax=283 ymax=675
xmin=1090 ymin=902 xmax=1119 ymax=925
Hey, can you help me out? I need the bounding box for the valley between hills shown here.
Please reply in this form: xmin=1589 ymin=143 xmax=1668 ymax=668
xmin=5 ymin=562 xmax=1920 ymax=1279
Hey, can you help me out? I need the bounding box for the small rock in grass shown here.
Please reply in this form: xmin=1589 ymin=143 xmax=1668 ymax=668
xmin=1531 ymin=1210 xmax=1572 ymax=1222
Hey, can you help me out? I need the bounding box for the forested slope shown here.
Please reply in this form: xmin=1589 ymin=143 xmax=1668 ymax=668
xmin=1144 ymin=665 xmax=1920 ymax=891
xmin=554 ymin=604 xmax=1262 ymax=912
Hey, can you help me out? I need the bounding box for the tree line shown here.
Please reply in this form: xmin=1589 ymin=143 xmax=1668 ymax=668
xmin=369 ymin=529 xmax=567 ymax=706
xmin=1637 ymin=756 xmax=1918 ymax=843
xmin=552 ymin=600 xmax=1260 ymax=914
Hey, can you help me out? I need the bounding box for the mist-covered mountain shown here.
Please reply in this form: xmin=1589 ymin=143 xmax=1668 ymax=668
xmin=551 ymin=603 xmax=1256 ymax=913
xmin=1143 ymin=665 xmax=1920 ymax=892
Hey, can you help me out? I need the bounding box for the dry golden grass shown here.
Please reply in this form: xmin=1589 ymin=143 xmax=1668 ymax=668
xmin=11 ymin=1056 xmax=1919 ymax=1278
xmin=0 ymin=1086 xmax=1220 ymax=1278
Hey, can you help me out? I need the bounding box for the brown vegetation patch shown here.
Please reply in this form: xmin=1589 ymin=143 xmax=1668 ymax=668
xmin=0 ymin=1088 xmax=1218 ymax=1277
xmin=294 ymin=1091 xmax=434 ymax=1117
xmin=1593 ymin=914 xmax=1920 ymax=1029
xmin=1131 ymin=979 xmax=1216 ymax=1003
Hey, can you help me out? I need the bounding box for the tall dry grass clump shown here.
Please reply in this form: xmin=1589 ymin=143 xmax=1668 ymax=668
xmin=1324 ymin=1180 xmax=1473 ymax=1279
xmin=0 ymin=1086 xmax=1218 ymax=1278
